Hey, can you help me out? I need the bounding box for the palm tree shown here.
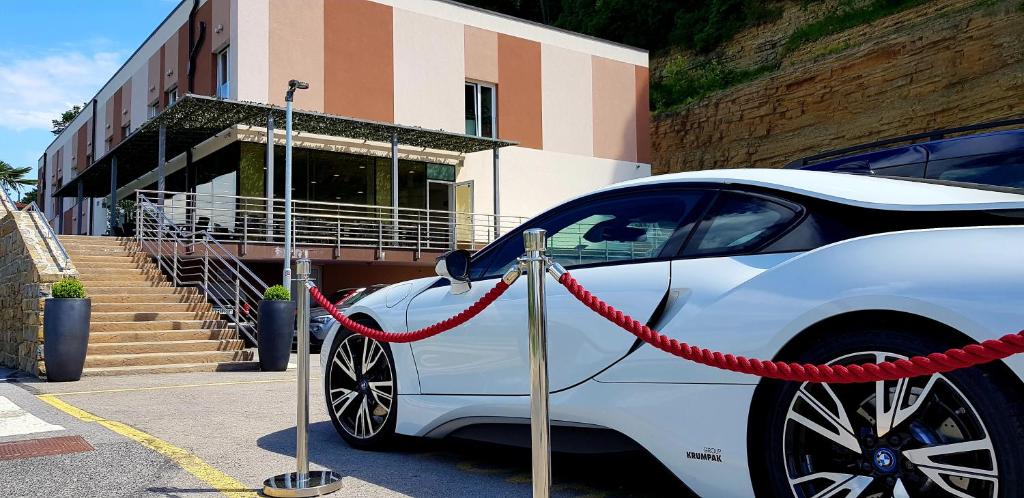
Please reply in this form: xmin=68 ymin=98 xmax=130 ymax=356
xmin=0 ymin=160 xmax=36 ymax=198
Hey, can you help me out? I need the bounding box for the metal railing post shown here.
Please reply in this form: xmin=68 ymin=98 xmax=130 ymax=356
xmin=233 ymin=261 xmax=241 ymax=326
xmin=523 ymin=228 xmax=551 ymax=498
xmin=173 ymin=243 xmax=179 ymax=285
xmin=263 ymin=253 xmax=343 ymax=497
xmin=203 ymin=245 xmax=210 ymax=296
xmin=242 ymin=215 xmax=248 ymax=257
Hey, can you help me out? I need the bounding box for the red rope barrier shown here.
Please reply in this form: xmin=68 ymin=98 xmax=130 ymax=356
xmin=309 ymin=280 xmax=511 ymax=343
xmin=558 ymin=271 xmax=1024 ymax=383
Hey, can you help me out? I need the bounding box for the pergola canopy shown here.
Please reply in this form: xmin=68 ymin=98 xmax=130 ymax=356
xmin=56 ymin=94 xmax=516 ymax=197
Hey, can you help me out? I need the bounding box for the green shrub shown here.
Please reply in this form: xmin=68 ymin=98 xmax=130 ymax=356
xmin=263 ymin=285 xmax=291 ymax=301
xmin=671 ymin=0 xmax=784 ymax=53
xmin=784 ymin=0 xmax=929 ymax=53
xmin=652 ymin=57 xmax=776 ymax=114
xmin=51 ymin=278 xmax=86 ymax=299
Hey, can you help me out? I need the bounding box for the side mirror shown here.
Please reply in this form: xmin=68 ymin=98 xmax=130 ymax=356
xmin=435 ymin=250 xmax=472 ymax=295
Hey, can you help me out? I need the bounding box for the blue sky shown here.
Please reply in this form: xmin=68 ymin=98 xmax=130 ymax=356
xmin=0 ymin=0 xmax=179 ymax=187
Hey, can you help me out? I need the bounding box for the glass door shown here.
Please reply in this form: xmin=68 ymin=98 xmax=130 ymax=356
xmin=426 ymin=180 xmax=454 ymax=250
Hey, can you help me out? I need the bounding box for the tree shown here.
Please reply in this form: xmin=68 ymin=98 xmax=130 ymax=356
xmin=0 ymin=160 xmax=37 ymax=198
xmin=19 ymin=187 xmax=38 ymax=205
xmin=51 ymin=104 xmax=85 ymax=135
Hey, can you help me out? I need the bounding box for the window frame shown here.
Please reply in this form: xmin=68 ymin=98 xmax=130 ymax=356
xmin=166 ymin=86 xmax=179 ymax=107
xmin=678 ymin=189 xmax=806 ymax=259
xmin=216 ymin=46 xmax=230 ymax=99
xmin=466 ymin=185 xmax=717 ymax=282
xmin=465 ymin=81 xmax=497 ymax=139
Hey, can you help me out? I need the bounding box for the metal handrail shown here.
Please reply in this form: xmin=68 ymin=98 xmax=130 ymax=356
xmin=22 ymin=201 xmax=73 ymax=272
xmin=136 ymin=197 xmax=269 ymax=345
xmin=1 ymin=188 xmax=72 ymax=272
xmin=136 ymin=189 xmax=527 ymax=252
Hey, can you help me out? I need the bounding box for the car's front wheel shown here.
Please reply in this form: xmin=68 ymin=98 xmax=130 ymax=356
xmin=752 ymin=325 xmax=1024 ymax=498
xmin=324 ymin=322 xmax=397 ymax=450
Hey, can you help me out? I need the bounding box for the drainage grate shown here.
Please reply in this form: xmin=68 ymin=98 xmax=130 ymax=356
xmin=0 ymin=435 xmax=94 ymax=460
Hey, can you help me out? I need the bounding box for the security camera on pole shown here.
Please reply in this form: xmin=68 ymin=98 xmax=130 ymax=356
xmin=262 ymin=79 xmax=342 ymax=498
xmin=282 ymin=79 xmax=307 ymax=291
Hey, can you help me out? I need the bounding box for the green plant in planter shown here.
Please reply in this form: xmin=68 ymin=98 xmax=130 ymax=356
xmin=263 ymin=285 xmax=290 ymax=301
xmin=52 ymin=277 xmax=87 ymax=299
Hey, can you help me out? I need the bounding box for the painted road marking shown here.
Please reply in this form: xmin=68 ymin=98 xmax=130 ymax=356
xmin=38 ymin=395 xmax=257 ymax=498
xmin=43 ymin=377 xmax=314 ymax=397
xmin=0 ymin=396 xmax=64 ymax=438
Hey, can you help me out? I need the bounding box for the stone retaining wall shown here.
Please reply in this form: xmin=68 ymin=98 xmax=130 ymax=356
xmin=0 ymin=203 xmax=78 ymax=377
xmin=651 ymin=0 xmax=1024 ymax=173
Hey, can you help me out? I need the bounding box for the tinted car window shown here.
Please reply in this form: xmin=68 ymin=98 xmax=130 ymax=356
xmin=684 ymin=192 xmax=798 ymax=257
xmin=925 ymin=152 xmax=1024 ymax=189
xmin=475 ymin=190 xmax=706 ymax=279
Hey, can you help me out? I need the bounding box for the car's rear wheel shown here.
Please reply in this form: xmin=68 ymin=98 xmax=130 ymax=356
xmin=324 ymin=323 xmax=397 ymax=449
xmin=752 ymin=325 xmax=1024 ymax=498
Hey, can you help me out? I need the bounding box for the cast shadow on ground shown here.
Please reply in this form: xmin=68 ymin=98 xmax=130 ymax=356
xmin=257 ymin=421 xmax=692 ymax=497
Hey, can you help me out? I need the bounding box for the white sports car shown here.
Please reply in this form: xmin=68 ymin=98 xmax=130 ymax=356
xmin=319 ymin=169 xmax=1024 ymax=498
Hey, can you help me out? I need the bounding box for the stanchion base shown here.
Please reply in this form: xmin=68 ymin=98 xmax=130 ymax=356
xmin=262 ymin=470 xmax=343 ymax=497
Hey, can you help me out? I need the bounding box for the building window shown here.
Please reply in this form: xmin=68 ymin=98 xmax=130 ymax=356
xmin=217 ymin=47 xmax=230 ymax=98
xmin=147 ymin=102 xmax=159 ymax=119
xmin=121 ymin=122 xmax=131 ymax=141
xmin=465 ymin=82 xmax=495 ymax=138
xmin=166 ymin=86 xmax=179 ymax=107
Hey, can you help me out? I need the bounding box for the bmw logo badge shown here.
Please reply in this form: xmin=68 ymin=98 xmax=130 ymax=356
xmin=872 ymin=447 xmax=898 ymax=473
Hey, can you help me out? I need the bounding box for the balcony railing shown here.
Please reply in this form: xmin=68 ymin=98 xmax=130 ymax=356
xmin=134 ymin=190 xmax=527 ymax=255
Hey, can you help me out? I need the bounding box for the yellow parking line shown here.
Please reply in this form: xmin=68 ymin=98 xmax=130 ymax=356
xmin=38 ymin=395 xmax=257 ymax=498
xmin=43 ymin=377 xmax=317 ymax=397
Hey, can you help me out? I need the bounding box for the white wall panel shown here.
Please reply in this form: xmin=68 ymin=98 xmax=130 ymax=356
xmin=541 ymin=44 xmax=593 ymax=157
xmin=393 ymin=8 xmax=465 ymax=133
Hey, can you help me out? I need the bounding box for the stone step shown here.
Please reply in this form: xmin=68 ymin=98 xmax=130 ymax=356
xmin=59 ymin=235 xmax=134 ymax=246
xmin=78 ymin=276 xmax=169 ymax=286
xmin=89 ymin=291 xmax=202 ymax=303
xmin=71 ymin=254 xmax=149 ymax=263
xmin=85 ymin=285 xmax=186 ymax=295
xmin=90 ymin=302 xmax=213 ymax=313
xmin=65 ymin=247 xmax=136 ymax=256
xmin=81 ymin=361 xmax=259 ymax=377
xmin=87 ymin=339 xmax=246 ymax=355
xmin=76 ymin=267 xmax=161 ymax=277
xmin=91 ymin=320 xmax=228 ymax=333
xmin=75 ymin=261 xmax=153 ymax=270
xmin=90 ymin=311 xmax=221 ymax=322
xmin=88 ymin=329 xmax=239 ymax=343
xmin=84 ymin=350 xmax=255 ymax=368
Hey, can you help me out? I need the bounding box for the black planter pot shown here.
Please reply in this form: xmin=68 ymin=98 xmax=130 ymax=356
xmin=258 ymin=300 xmax=296 ymax=372
xmin=43 ymin=298 xmax=91 ymax=382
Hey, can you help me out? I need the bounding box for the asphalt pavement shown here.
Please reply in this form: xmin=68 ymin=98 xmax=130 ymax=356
xmin=0 ymin=355 xmax=691 ymax=497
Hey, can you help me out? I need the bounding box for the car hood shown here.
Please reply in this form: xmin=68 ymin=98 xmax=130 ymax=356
xmin=348 ymin=276 xmax=443 ymax=313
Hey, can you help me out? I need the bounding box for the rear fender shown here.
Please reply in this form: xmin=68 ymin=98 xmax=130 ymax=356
xmin=597 ymin=226 xmax=1024 ymax=385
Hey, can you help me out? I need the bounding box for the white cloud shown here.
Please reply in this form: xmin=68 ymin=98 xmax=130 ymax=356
xmin=0 ymin=50 xmax=124 ymax=132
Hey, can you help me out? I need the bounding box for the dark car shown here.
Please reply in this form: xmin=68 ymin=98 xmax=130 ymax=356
xmin=308 ymin=285 xmax=387 ymax=349
xmin=786 ymin=117 xmax=1024 ymax=189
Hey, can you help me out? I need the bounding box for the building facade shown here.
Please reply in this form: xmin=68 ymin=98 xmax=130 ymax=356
xmin=39 ymin=0 xmax=650 ymax=288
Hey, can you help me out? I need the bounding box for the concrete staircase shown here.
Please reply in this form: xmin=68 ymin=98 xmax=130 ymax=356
xmin=58 ymin=235 xmax=258 ymax=376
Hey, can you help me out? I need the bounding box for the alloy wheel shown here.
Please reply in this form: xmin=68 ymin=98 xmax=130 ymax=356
xmin=783 ymin=352 xmax=997 ymax=498
xmin=327 ymin=333 xmax=395 ymax=440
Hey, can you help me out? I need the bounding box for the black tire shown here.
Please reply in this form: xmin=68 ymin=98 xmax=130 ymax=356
xmin=751 ymin=323 xmax=1024 ymax=498
xmin=324 ymin=320 xmax=398 ymax=450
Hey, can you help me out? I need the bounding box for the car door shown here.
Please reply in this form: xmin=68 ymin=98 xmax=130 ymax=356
xmin=405 ymin=187 xmax=711 ymax=395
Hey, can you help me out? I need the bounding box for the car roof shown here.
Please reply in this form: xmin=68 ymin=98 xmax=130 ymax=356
xmin=788 ymin=125 xmax=1024 ymax=170
xmin=602 ymin=169 xmax=1024 ymax=211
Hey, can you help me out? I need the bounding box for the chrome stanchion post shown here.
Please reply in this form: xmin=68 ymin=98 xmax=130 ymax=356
xmin=263 ymin=252 xmax=343 ymax=497
xmin=523 ymin=228 xmax=551 ymax=498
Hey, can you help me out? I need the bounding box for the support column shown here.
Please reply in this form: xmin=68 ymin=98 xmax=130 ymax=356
xmin=108 ymin=155 xmax=118 ymax=234
xmin=76 ymin=181 xmax=84 ymax=235
xmin=157 ymin=125 xmax=167 ymax=192
xmin=493 ymin=146 xmax=501 ymax=238
xmin=266 ymin=114 xmax=275 ymax=237
xmin=391 ymin=132 xmax=399 ymax=243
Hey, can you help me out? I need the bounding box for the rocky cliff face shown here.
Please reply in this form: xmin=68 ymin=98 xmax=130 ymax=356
xmin=651 ymin=0 xmax=1024 ymax=174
